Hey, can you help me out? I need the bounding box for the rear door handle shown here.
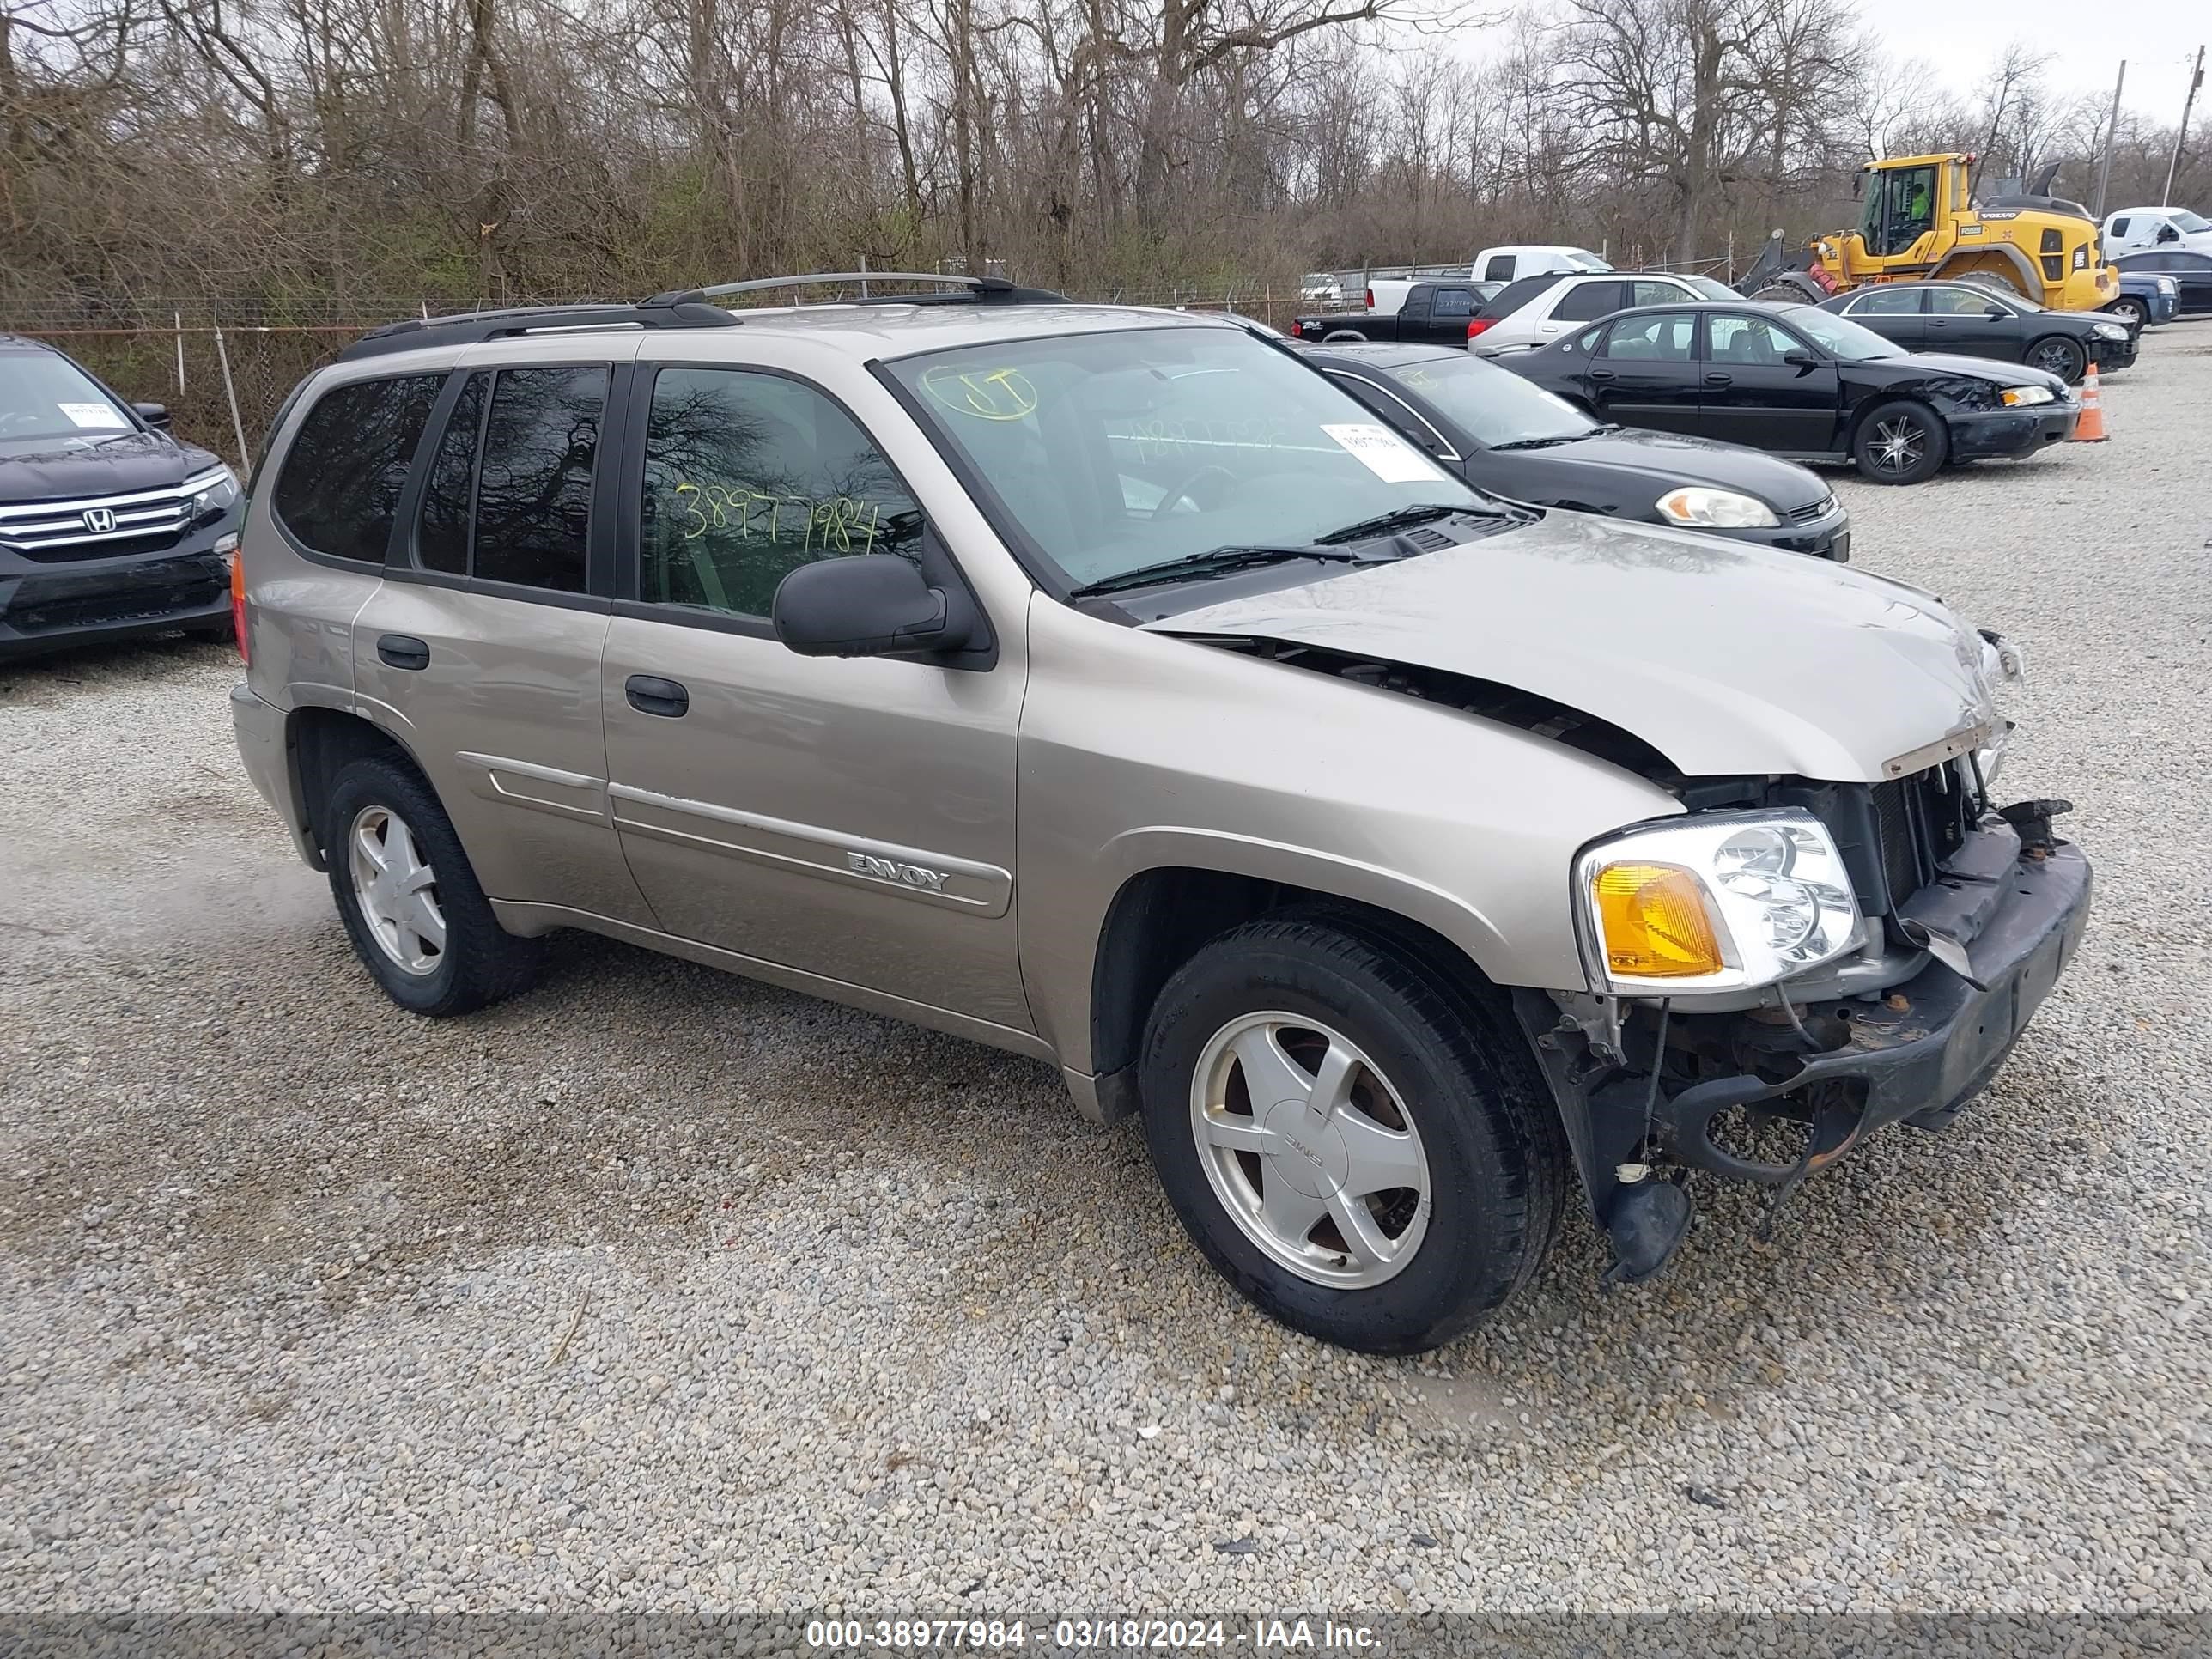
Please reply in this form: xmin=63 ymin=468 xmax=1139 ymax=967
xmin=377 ymin=634 xmax=430 ymax=672
xmin=1703 ymin=371 xmax=1734 ymax=386
xmin=625 ymin=674 xmax=690 ymax=718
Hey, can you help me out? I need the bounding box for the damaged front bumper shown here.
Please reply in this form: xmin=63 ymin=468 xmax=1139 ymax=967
xmin=1521 ymin=811 xmax=2092 ymax=1279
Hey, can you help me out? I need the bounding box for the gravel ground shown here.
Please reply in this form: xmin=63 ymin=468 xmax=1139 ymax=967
xmin=3 ymin=328 xmax=2209 ymax=1622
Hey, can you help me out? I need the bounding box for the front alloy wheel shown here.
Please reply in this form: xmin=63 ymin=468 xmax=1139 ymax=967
xmin=1189 ymin=1012 xmax=1431 ymax=1287
xmin=1137 ymin=911 xmax=1567 ymax=1352
xmin=1852 ymin=398 xmax=1948 ymax=484
xmin=2028 ymin=337 xmax=2086 ymax=382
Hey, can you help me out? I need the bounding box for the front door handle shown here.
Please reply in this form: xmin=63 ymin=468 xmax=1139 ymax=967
xmin=1703 ymin=371 xmax=1734 ymax=386
xmin=625 ymin=674 xmax=690 ymax=718
xmin=1588 ymin=368 xmax=1618 ymax=381
xmin=377 ymin=634 xmax=430 ymax=672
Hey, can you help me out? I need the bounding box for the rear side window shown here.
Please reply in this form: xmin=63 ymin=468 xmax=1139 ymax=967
xmin=1551 ymin=280 xmax=1628 ymax=322
xmin=1483 ymin=255 xmax=1516 ymax=281
xmin=1851 ymin=288 xmax=1924 ymax=316
xmin=1600 ymin=313 xmax=1697 ymax=362
xmin=273 ymin=374 xmax=443 ymax=565
xmin=2110 ymin=217 xmax=2130 ymax=237
xmin=410 ymin=366 xmax=607 ymax=592
xmin=1429 ymin=288 xmax=1476 ymax=319
xmin=1481 ymin=274 xmax=1560 ymax=319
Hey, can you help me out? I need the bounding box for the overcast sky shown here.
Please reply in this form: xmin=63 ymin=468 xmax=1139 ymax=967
xmin=1858 ymin=0 xmax=2204 ymax=126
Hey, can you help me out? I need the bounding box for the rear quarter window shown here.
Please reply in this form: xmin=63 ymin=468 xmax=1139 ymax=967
xmin=272 ymin=374 xmax=445 ymax=565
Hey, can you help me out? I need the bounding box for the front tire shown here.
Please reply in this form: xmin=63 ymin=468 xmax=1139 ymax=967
xmin=2106 ymin=296 xmax=2149 ymax=328
xmin=2027 ymin=335 xmax=2086 ymax=383
xmin=324 ymin=755 xmax=543 ymax=1017
xmin=1852 ymin=398 xmax=1949 ymax=485
xmin=1137 ymin=912 xmax=1565 ymax=1354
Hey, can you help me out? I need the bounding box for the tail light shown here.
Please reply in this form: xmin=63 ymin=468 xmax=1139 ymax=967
xmin=1364 ymin=287 xmax=1375 ymax=310
xmin=223 ymin=535 xmax=247 ymax=665
xmin=1467 ymin=317 xmax=1495 ymax=339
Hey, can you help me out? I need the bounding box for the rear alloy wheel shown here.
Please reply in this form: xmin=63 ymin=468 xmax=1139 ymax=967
xmin=2027 ymin=336 xmax=2086 ymax=383
xmin=1852 ymin=398 xmax=1949 ymax=485
xmin=324 ymin=754 xmax=543 ymax=1016
xmin=1138 ymin=912 xmax=1566 ymax=1353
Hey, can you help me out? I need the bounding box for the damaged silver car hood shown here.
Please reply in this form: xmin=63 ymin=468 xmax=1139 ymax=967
xmin=1146 ymin=510 xmax=2002 ymax=783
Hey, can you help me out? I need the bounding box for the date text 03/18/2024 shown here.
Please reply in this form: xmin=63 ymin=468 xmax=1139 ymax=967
xmin=805 ymin=1619 xmax=1382 ymax=1650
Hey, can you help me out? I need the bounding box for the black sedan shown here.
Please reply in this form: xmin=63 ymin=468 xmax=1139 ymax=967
xmin=2112 ymin=249 xmax=2212 ymax=317
xmin=1498 ymin=301 xmax=2077 ymax=485
xmin=1302 ymin=343 xmax=1850 ymax=559
xmin=1814 ymin=280 xmax=2134 ymax=382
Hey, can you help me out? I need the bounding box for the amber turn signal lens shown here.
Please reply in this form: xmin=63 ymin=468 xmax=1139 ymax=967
xmin=224 ymin=537 xmax=247 ymax=665
xmin=1591 ymin=862 xmax=1723 ymax=978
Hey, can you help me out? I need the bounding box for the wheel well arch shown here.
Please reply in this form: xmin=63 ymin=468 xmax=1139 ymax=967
xmin=1927 ymin=242 xmax=2041 ymax=295
xmin=1750 ymin=272 xmax=1826 ymax=303
xmin=286 ymin=705 xmax=430 ymax=865
xmin=1085 ymin=866 xmax=1503 ymax=1121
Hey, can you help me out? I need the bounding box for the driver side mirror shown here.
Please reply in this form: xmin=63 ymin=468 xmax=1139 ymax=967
xmin=773 ymin=555 xmax=962 ymax=659
xmin=1782 ymin=350 xmax=1819 ymax=369
xmin=1984 ymin=304 xmax=2008 ymax=319
xmin=132 ymin=402 xmax=172 ymax=429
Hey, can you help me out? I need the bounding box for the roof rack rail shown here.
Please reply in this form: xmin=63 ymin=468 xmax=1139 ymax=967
xmin=644 ymin=271 xmax=1069 ymax=307
xmin=335 ymin=270 xmax=1071 ymax=362
xmin=337 ymin=297 xmax=744 ymax=362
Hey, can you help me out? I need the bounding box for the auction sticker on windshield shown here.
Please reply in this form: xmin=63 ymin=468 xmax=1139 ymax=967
xmin=58 ymin=402 xmax=128 ymax=428
xmin=1320 ymin=422 xmax=1440 ymax=483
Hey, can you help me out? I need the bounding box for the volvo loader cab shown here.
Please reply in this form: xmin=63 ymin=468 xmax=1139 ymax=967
xmin=1746 ymin=154 xmax=2118 ymax=313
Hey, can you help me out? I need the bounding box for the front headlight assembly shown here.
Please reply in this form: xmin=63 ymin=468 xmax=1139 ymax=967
xmin=2094 ymin=321 xmax=2129 ymax=341
xmin=185 ymin=465 xmax=240 ymax=523
xmin=2157 ymin=276 xmax=2179 ymax=295
xmin=1576 ymin=811 xmax=1864 ymax=994
xmin=1655 ymin=487 xmax=1780 ymax=529
xmin=1999 ymin=385 xmax=2055 ymax=407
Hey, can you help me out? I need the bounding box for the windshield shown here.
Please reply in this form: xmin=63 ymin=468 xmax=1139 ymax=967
xmin=0 ymin=349 xmax=135 ymax=450
xmin=2172 ymin=210 xmax=2210 ymax=234
xmin=1783 ymin=306 xmax=1903 ymax=362
xmin=1380 ymin=356 xmax=1597 ymax=447
xmin=1682 ymin=275 xmax=1740 ymax=300
xmin=887 ymin=327 xmax=1484 ymax=592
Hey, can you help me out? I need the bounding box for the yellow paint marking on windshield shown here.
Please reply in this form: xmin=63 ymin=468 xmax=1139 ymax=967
xmin=921 ymin=364 xmax=1039 ymax=421
xmin=673 ymin=482 xmax=882 ymax=551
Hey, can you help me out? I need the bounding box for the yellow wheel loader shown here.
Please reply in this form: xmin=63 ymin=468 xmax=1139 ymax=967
xmin=1741 ymin=155 xmax=2118 ymax=312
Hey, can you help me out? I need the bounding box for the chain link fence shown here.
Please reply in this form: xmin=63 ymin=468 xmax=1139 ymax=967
xmin=4 ymin=284 xmax=1315 ymax=470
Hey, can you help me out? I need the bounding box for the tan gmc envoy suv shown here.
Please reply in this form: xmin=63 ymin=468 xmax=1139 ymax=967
xmin=230 ymin=274 xmax=2091 ymax=1353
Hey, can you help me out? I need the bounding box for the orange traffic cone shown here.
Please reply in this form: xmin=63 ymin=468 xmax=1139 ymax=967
xmin=2071 ymin=362 xmax=2108 ymax=443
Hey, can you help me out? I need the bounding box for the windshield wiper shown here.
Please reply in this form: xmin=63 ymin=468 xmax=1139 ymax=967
xmin=1068 ymin=544 xmax=1376 ymax=599
xmin=1312 ymin=502 xmax=1499 ymax=545
xmin=1488 ymin=434 xmax=1590 ymax=451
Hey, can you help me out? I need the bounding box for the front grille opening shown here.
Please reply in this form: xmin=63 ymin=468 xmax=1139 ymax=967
xmin=1869 ymin=762 xmax=1974 ymax=912
xmin=9 ymin=529 xmax=186 ymax=563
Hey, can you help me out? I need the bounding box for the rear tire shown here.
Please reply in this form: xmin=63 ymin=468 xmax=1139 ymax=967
xmin=1851 ymin=398 xmax=1949 ymax=485
xmin=2027 ymin=335 xmax=2086 ymax=383
xmin=324 ymin=755 xmax=543 ymax=1017
xmin=1136 ymin=911 xmax=1566 ymax=1354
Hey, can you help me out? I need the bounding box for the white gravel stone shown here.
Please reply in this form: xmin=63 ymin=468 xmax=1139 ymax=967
xmin=1 ymin=326 xmax=2208 ymax=1618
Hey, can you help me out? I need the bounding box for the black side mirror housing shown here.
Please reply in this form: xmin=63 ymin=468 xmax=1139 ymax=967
xmin=1984 ymin=305 xmax=2008 ymax=319
xmin=773 ymin=555 xmax=962 ymax=659
xmin=1781 ymin=350 xmax=1819 ymax=369
xmin=132 ymin=402 xmax=172 ymax=429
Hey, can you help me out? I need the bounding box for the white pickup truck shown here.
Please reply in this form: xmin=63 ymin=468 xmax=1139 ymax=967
xmin=1363 ymin=246 xmax=1610 ymax=315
